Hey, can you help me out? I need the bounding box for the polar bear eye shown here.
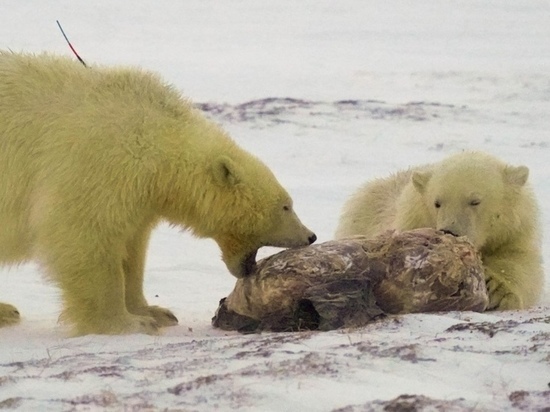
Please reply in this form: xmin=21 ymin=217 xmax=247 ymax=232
xmin=283 ymin=205 xmax=290 ymax=211
xmin=434 ymin=201 xmax=441 ymax=209
xmin=470 ymin=199 xmax=481 ymax=206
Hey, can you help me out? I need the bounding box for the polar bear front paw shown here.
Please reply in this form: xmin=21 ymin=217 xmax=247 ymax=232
xmin=486 ymin=277 xmax=522 ymax=310
xmin=129 ymin=314 xmax=161 ymax=334
xmin=61 ymin=310 xmax=161 ymax=335
xmin=102 ymin=314 xmax=160 ymax=335
xmin=0 ymin=303 xmax=21 ymax=327
xmin=130 ymin=305 xmax=179 ymax=327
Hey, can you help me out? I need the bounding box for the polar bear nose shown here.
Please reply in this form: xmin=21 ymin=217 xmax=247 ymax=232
xmin=308 ymin=234 xmax=317 ymax=244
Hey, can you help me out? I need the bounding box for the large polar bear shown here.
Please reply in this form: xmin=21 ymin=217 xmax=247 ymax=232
xmin=0 ymin=51 xmax=316 ymax=335
xmin=335 ymin=151 xmax=543 ymax=310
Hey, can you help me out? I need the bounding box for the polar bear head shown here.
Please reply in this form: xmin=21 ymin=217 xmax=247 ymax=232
xmin=410 ymin=152 xmax=530 ymax=249
xmin=191 ymin=154 xmax=316 ymax=278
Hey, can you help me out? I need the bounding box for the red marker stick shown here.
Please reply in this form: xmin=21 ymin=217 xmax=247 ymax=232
xmin=56 ymin=20 xmax=87 ymax=67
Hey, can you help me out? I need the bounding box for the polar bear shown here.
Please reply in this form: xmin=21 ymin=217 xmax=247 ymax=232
xmin=0 ymin=51 xmax=316 ymax=335
xmin=335 ymin=151 xmax=543 ymax=310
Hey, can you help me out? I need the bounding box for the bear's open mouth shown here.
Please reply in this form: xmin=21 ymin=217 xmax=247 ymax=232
xmin=242 ymin=250 xmax=258 ymax=277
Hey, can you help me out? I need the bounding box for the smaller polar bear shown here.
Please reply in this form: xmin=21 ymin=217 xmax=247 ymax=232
xmin=335 ymin=151 xmax=543 ymax=310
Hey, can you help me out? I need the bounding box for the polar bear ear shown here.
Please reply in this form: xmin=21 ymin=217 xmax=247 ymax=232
xmin=212 ymin=156 xmax=241 ymax=186
xmin=503 ymin=165 xmax=529 ymax=187
xmin=411 ymin=171 xmax=432 ymax=193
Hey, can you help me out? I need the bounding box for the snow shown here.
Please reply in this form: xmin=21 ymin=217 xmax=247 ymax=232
xmin=1 ymin=1 xmax=549 ymax=410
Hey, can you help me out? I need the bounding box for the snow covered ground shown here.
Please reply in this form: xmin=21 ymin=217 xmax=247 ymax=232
xmin=1 ymin=1 xmax=549 ymax=410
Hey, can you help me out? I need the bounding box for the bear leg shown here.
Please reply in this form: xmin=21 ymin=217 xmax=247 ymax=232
xmin=483 ymin=250 xmax=543 ymax=310
xmin=485 ymin=270 xmax=524 ymax=310
xmin=123 ymin=223 xmax=178 ymax=327
xmin=0 ymin=303 xmax=20 ymax=327
xmin=40 ymin=226 xmax=160 ymax=335
xmin=485 ymin=274 xmax=523 ymax=310
xmin=484 ymin=258 xmax=524 ymax=310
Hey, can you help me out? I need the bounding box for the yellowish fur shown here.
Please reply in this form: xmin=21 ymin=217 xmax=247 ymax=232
xmin=336 ymin=151 xmax=543 ymax=310
xmin=0 ymin=51 xmax=315 ymax=335
xmin=0 ymin=303 xmax=20 ymax=327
